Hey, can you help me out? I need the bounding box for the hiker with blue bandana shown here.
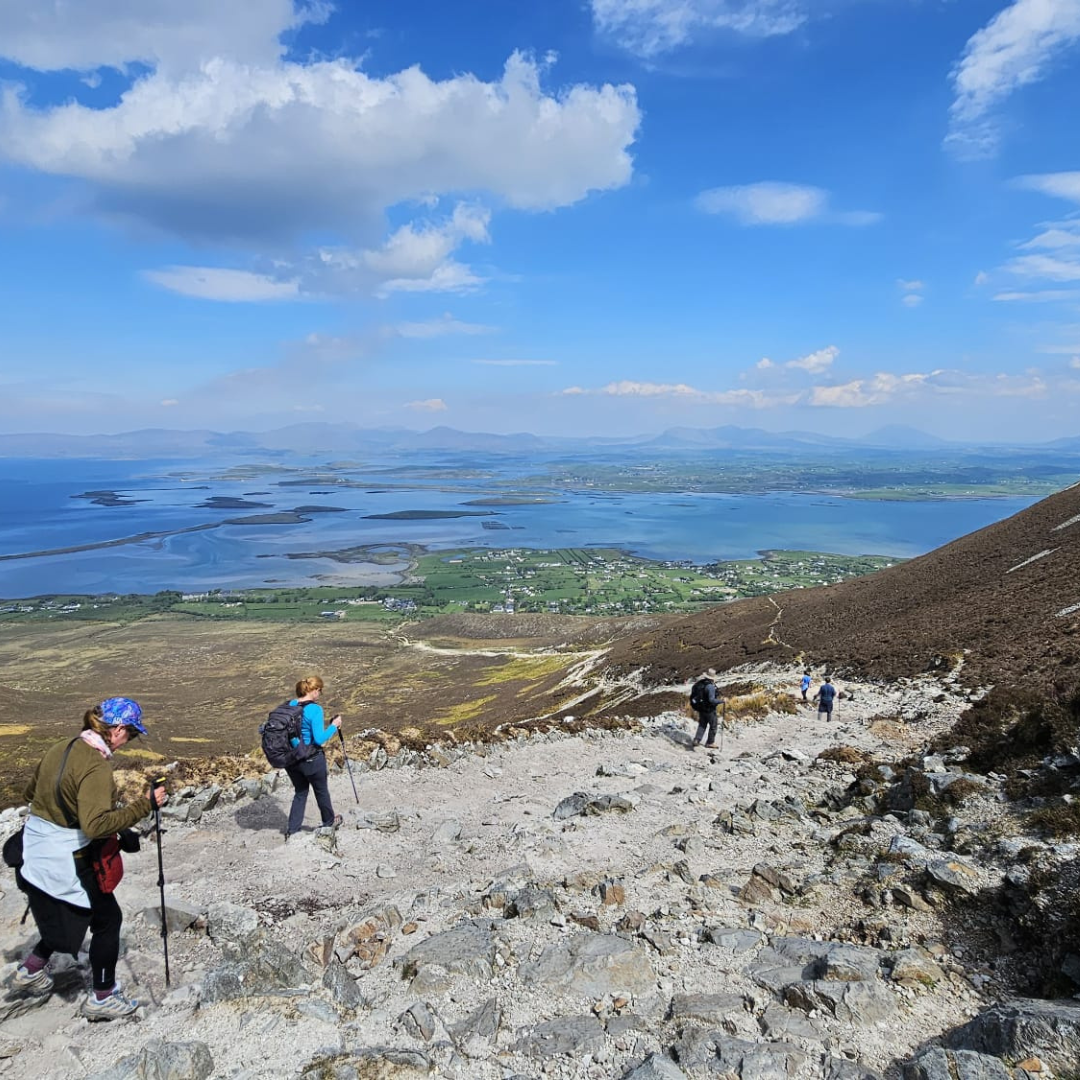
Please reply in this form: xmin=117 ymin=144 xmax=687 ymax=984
xmin=11 ymin=697 xmax=167 ymax=1020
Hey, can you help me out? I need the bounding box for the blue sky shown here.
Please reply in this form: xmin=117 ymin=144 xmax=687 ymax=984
xmin=1 ymin=0 xmax=1079 ymax=441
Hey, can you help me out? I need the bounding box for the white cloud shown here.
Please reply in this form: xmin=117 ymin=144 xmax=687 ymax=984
xmin=994 ymin=289 xmax=1080 ymax=302
xmin=974 ymin=270 xmax=990 ymax=286
xmin=590 ymin=0 xmax=806 ymax=57
xmin=1005 ymin=253 xmax=1080 ymax=281
xmin=809 ymin=372 xmax=940 ymax=407
xmin=1016 ymin=172 xmax=1080 ymax=204
xmin=897 ymin=279 xmax=924 ymax=292
xmin=395 ymin=314 xmax=495 ymax=339
xmin=143 ymin=266 xmax=301 ymax=301
xmin=785 ymin=345 xmax=838 ymax=373
xmin=947 ymin=0 xmax=1080 ymax=157
xmin=473 ymin=358 xmax=558 ymax=366
xmin=0 ymin=33 xmax=639 ymax=299
xmin=1071 ymin=356 xmax=1080 ymax=368
xmin=160 ymin=398 xmax=179 ymax=406
xmin=0 ymin=0 xmax=329 ymax=72
xmin=1020 ymin=224 xmax=1080 ymax=250
xmin=695 ymin=182 xmax=878 ymax=226
xmin=756 ymin=357 xmax=774 ymax=370
xmin=696 ymin=182 xmax=826 ymax=224
xmin=0 ymin=52 xmax=638 ymax=243
xmin=901 ymin=293 xmax=924 ymax=308
xmin=405 ymin=398 xmax=447 ymax=412
xmin=560 ymin=379 xmax=795 ymax=407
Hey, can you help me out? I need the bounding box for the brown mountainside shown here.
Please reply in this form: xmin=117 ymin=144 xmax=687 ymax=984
xmin=604 ymin=480 xmax=1080 ymax=692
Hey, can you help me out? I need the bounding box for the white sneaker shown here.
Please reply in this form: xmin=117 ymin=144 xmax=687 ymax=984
xmin=81 ymin=987 xmax=139 ymax=1021
xmin=12 ymin=963 xmax=53 ymax=994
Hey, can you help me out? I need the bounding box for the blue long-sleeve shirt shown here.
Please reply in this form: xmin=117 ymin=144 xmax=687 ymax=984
xmin=289 ymin=701 xmax=335 ymax=747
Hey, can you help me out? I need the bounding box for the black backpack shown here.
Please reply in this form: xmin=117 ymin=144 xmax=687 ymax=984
xmin=260 ymin=702 xmax=317 ymax=769
xmin=689 ymin=678 xmax=712 ymax=712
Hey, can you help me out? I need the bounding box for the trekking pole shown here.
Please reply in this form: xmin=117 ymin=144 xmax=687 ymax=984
xmin=151 ymin=777 xmax=171 ymax=987
xmin=338 ymin=729 xmax=359 ymax=804
xmin=719 ymin=701 xmax=726 ymax=755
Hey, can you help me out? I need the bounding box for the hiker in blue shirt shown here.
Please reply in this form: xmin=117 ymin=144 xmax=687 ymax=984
xmin=284 ymin=675 xmax=343 ymax=838
xmin=800 ymin=671 xmax=811 ymax=701
xmin=813 ymin=677 xmax=837 ymax=719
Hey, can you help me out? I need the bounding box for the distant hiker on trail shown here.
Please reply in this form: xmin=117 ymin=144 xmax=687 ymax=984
xmin=800 ymin=671 xmax=812 ymax=701
xmin=11 ymin=697 xmax=167 ymax=1020
xmin=689 ymin=668 xmax=724 ymax=750
xmin=284 ymin=676 xmax=343 ymax=840
xmin=813 ymin=677 xmax=837 ymax=720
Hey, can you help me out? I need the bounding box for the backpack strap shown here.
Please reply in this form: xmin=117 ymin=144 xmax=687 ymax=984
xmin=53 ymin=738 xmax=81 ymax=829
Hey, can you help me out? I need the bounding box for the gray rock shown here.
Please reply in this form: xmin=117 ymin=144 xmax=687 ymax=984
xmin=356 ymin=810 xmax=401 ymax=832
xmin=450 ymin=997 xmax=502 ymax=1043
xmin=301 ymin=1049 xmax=432 ymax=1079
xmin=903 ymin=1048 xmax=1011 ymax=1080
xmin=701 ymin=927 xmax=762 ymax=953
xmin=668 ymin=992 xmax=746 ymax=1024
xmin=398 ymin=922 xmax=498 ymax=982
xmin=399 ymin=1001 xmax=439 ymax=1041
xmin=760 ymin=1004 xmax=823 ymax=1041
xmin=142 ymin=899 xmax=204 ymax=935
xmin=517 ymin=1014 xmax=605 ymax=1057
xmin=322 ymin=961 xmax=364 ymax=1010
xmin=926 ymin=858 xmax=980 ymax=896
xmin=621 ymin=1054 xmax=688 ymax=1079
xmin=0 ymin=987 xmax=52 ymax=1023
xmin=553 ymin=791 xmax=637 ymax=820
xmin=672 ymin=1030 xmax=807 ymax=1078
xmin=206 ymin=902 xmax=261 ymax=950
xmin=200 ymin=938 xmax=307 ymax=1002
xmin=87 ymin=1039 xmax=214 ymax=1080
xmin=520 ymin=932 xmax=655 ymax=997
xmin=822 ymin=1058 xmax=882 ymax=1080
xmin=505 ymin=887 xmax=559 ymax=921
xmin=432 ymin=819 xmax=462 ymax=844
xmin=785 ymin=979 xmax=896 ymax=1024
xmin=888 ymin=948 xmax=945 ymax=987
xmin=944 ymin=998 xmax=1080 ymax=1074
xmin=817 ymin=944 xmax=882 ymax=982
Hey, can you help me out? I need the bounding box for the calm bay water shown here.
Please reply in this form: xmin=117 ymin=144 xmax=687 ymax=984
xmin=0 ymin=456 xmax=1038 ymax=597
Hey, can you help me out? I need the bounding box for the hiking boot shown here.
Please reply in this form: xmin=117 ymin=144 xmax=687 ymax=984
xmin=321 ymin=813 xmax=343 ymax=828
xmin=82 ymin=987 xmax=138 ymax=1021
xmin=704 ymin=742 xmax=718 ymax=749
xmin=12 ymin=963 xmax=53 ymax=994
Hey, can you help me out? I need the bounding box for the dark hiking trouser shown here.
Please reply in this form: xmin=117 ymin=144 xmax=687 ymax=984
xmin=20 ymin=866 xmax=123 ymax=991
xmin=694 ymin=710 xmax=718 ymax=745
xmin=286 ymin=752 xmax=336 ymax=834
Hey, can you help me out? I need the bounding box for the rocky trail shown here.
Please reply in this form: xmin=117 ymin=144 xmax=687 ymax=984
xmin=2 ymin=668 xmax=1079 ymax=1080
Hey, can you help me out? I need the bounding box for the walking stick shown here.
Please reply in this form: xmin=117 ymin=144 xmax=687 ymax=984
xmin=719 ymin=701 xmax=726 ymax=755
xmin=151 ymin=777 xmax=171 ymax=987
xmin=339 ymin=729 xmax=359 ymax=804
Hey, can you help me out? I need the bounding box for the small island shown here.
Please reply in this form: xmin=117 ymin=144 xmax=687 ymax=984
xmin=362 ymin=510 xmax=497 ymax=520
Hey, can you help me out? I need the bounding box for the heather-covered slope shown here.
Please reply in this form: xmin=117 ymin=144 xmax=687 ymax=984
xmin=604 ymin=481 xmax=1080 ymax=692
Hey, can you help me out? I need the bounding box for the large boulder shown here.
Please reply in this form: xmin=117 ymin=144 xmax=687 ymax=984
xmin=519 ymin=932 xmax=655 ymax=998
xmin=944 ymin=999 xmax=1080 ymax=1074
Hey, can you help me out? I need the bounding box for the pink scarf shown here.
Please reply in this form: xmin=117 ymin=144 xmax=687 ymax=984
xmin=80 ymin=730 xmax=113 ymax=759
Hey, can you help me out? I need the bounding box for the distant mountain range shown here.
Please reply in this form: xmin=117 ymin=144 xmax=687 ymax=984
xmin=0 ymin=421 xmax=1062 ymax=459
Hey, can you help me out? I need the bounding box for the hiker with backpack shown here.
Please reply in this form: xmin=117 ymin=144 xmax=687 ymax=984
xmin=275 ymin=676 xmax=343 ymax=839
xmin=688 ymin=668 xmax=724 ymax=750
xmin=813 ymin=676 xmax=837 ymax=719
xmin=10 ymin=697 xmax=167 ymax=1020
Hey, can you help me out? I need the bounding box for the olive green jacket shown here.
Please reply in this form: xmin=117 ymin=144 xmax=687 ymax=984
xmin=25 ymin=737 xmax=152 ymax=839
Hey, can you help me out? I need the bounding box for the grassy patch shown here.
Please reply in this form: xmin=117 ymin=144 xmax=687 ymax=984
xmin=431 ymin=695 xmax=499 ymax=726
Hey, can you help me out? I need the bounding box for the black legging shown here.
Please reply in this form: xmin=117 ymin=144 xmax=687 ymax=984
xmin=285 ymin=752 xmax=336 ymax=833
xmin=22 ymin=870 xmax=122 ymax=992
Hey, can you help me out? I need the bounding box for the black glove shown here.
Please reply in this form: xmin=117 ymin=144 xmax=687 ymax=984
xmin=118 ymin=828 xmax=141 ymax=853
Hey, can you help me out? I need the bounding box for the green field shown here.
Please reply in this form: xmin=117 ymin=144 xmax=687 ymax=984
xmin=0 ymin=546 xmax=899 ymax=623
